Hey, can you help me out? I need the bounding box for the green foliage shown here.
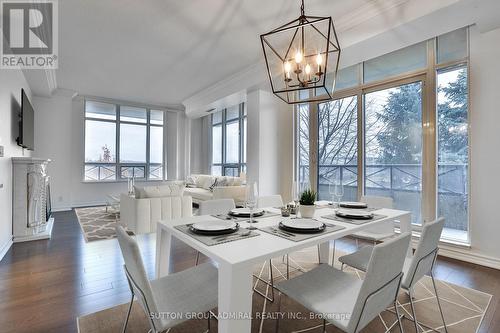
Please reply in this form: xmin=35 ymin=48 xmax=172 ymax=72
xmin=300 ymin=189 xmax=316 ymax=205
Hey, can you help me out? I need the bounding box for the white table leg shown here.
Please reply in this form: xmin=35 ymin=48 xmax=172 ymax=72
xmin=217 ymin=262 xmax=253 ymax=333
xmin=155 ymin=225 xmax=172 ymax=278
xmin=318 ymin=242 xmax=330 ymax=264
xmin=398 ymin=213 xmax=413 ymax=258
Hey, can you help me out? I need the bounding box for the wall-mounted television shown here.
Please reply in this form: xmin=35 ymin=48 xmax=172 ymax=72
xmin=17 ymin=89 xmax=35 ymax=151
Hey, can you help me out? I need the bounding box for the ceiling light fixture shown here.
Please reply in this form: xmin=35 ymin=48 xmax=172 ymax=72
xmin=260 ymin=0 xmax=341 ymax=104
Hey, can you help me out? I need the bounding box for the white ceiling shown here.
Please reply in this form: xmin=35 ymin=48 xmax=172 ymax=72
xmin=45 ymin=0 xmax=470 ymax=106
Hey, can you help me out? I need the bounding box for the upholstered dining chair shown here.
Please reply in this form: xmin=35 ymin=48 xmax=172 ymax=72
xmin=257 ymin=195 xmax=284 ymax=208
xmin=275 ymin=233 xmax=411 ymax=333
xmin=195 ymin=199 xmax=236 ymax=265
xmin=198 ymin=198 xmax=236 ymax=216
xmin=115 ymin=226 xmax=218 ymax=333
xmin=339 ymin=217 xmax=447 ymax=333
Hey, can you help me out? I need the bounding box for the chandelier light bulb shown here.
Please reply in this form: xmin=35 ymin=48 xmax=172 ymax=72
xmin=305 ymin=63 xmax=311 ymax=75
xmin=316 ymin=53 xmax=323 ymax=65
xmin=294 ymin=51 xmax=303 ymax=64
xmin=284 ymin=61 xmax=292 ymax=73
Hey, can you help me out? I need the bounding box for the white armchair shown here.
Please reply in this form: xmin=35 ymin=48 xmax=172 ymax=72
xmin=120 ymin=195 xmax=192 ymax=234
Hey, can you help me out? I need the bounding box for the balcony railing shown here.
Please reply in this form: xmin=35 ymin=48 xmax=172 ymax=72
xmin=298 ymin=163 xmax=468 ymax=231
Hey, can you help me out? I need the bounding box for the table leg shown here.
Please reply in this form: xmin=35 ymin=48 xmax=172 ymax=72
xmin=318 ymin=242 xmax=330 ymax=264
xmin=217 ymin=262 xmax=253 ymax=333
xmin=155 ymin=226 xmax=172 ymax=278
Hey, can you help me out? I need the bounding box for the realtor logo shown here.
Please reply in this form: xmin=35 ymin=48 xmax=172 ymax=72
xmin=1 ymin=0 xmax=58 ymax=69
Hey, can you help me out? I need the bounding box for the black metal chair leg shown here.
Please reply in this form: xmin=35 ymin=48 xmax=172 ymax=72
xmin=122 ymin=294 xmax=134 ymax=333
xmin=431 ymin=272 xmax=448 ymax=333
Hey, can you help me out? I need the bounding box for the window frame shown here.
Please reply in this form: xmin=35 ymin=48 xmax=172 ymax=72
xmin=295 ymin=28 xmax=470 ymax=243
xmin=83 ymin=100 xmax=166 ymax=182
xmin=211 ymin=102 xmax=247 ymax=176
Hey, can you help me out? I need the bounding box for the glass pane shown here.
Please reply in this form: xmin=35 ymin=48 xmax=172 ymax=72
xmin=364 ymin=81 xmax=423 ymax=225
xmin=298 ymin=103 xmax=310 ymax=190
xmin=318 ymin=96 xmax=358 ymax=201
xmin=225 ymin=121 xmax=239 ymax=163
xmin=85 ymin=120 xmax=116 ymax=162
xmin=212 ymin=125 xmax=222 ymax=164
xmin=226 ymin=105 xmax=240 ymax=121
xmin=212 ymin=111 xmax=222 ymax=124
xmin=84 ymin=164 xmax=116 ymax=181
xmin=120 ymin=106 xmax=147 ymax=123
xmin=224 ymin=167 xmax=239 ymax=177
xmin=85 ymin=101 xmax=116 ymax=120
xmin=121 ymin=166 xmax=145 ymax=179
xmin=120 ymin=124 xmax=146 ymax=163
xmin=212 ymin=165 xmax=222 ymax=176
xmin=150 ymin=110 xmax=164 ymax=125
xmin=334 ymin=64 xmax=359 ymax=91
xmin=437 ymin=28 xmax=468 ymax=65
xmin=149 ymin=165 xmax=163 ymax=180
xmin=150 ymin=126 xmax=163 ymax=164
xmin=437 ymin=67 xmax=469 ymax=241
xmin=364 ymin=42 xmax=427 ymax=83
xmin=243 ymin=117 xmax=247 ymax=163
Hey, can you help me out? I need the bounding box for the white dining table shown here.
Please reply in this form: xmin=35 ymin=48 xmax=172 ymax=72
xmin=155 ymin=207 xmax=412 ymax=333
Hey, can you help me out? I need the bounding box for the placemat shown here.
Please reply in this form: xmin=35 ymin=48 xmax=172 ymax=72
xmin=259 ymin=223 xmax=345 ymax=242
xmin=211 ymin=210 xmax=281 ymax=222
xmin=174 ymin=224 xmax=259 ymax=246
xmin=320 ymin=213 xmax=388 ymax=225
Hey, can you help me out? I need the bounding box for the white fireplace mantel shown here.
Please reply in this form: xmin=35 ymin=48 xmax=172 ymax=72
xmin=12 ymin=157 xmax=54 ymax=242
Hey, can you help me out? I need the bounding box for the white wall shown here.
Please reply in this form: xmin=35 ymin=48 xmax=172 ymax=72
xmin=0 ymin=56 xmax=32 ymax=259
xmin=467 ymin=26 xmax=500 ymax=265
xmin=246 ymin=89 xmax=293 ymax=200
xmin=33 ymin=93 xmax=185 ymax=210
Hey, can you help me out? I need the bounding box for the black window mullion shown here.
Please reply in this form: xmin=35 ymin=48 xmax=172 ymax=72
xmin=146 ymin=109 xmax=151 ymax=180
xmin=116 ymin=104 xmax=120 ymax=179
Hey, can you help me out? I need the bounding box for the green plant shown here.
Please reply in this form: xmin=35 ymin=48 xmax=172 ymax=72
xmin=299 ymin=189 xmax=316 ymax=205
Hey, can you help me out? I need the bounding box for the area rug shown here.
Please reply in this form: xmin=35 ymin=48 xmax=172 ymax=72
xmin=77 ymin=247 xmax=491 ymax=333
xmin=75 ymin=206 xmax=123 ymax=242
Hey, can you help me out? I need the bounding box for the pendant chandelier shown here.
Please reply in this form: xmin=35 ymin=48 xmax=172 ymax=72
xmin=260 ymin=0 xmax=341 ymax=104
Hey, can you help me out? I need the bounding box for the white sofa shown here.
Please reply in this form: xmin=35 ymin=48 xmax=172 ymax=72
xmin=120 ymin=183 xmax=192 ymax=234
xmin=184 ymin=174 xmax=246 ymax=206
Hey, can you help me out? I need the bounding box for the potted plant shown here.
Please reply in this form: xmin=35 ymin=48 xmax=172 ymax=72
xmin=299 ymin=189 xmax=317 ymax=218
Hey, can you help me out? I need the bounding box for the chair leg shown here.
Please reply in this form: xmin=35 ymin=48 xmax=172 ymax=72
xmin=340 ymin=263 xmax=345 ymax=271
xmin=317 ymin=244 xmax=321 ymax=264
xmin=322 ymin=319 xmax=327 ymax=333
xmin=431 ymin=272 xmax=448 ymax=333
xmin=195 ymin=251 xmax=200 ymax=266
xmin=253 ymin=260 xmax=275 ymax=302
xmin=275 ymin=292 xmax=282 ymax=333
xmin=331 ymin=240 xmax=336 ymax=267
xmin=286 ymin=255 xmax=290 ymax=280
xmin=122 ymin=294 xmax=134 ymax=333
xmin=409 ymin=290 xmax=420 ymax=333
xmin=394 ymin=301 xmax=404 ymax=333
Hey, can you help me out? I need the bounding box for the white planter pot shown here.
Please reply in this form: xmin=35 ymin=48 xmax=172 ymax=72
xmin=300 ymin=205 xmax=316 ymax=218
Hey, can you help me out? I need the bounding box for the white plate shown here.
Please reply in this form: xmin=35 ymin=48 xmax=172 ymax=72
xmin=230 ymin=208 xmax=265 ymax=216
xmin=281 ymin=218 xmax=324 ymax=230
xmin=339 ymin=201 xmax=368 ymax=208
xmin=336 ymin=209 xmax=373 ymax=219
xmin=191 ymin=220 xmax=237 ymax=232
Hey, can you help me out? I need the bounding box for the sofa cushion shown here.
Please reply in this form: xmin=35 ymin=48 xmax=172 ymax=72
xmin=135 ymin=183 xmax=184 ymax=199
xmin=184 ymin=187 xmax=213 ymax=201
xmin=216 ymin=176 xmax=243 ymax=186
xmin=194 ymin=175 xmax=216 ymax=190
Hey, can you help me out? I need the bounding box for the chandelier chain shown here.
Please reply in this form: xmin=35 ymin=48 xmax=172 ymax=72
xmin=300 ymin=0 xmax=305 ymax=16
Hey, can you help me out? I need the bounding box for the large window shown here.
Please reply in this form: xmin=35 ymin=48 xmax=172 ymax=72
xmin=297 ymin=27 xmax=469 ymax=242
xmin=84 ymin=101 xmax=165 ymax=181
xmin=211 ymin=103 xmax=246 ymax=176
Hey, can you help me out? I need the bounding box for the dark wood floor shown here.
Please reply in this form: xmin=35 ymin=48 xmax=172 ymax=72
xmin=0 ymin=210 xmax=499 ymax=332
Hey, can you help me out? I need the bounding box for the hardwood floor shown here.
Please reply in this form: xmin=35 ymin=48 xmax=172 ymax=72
xmin=0 ymin=210 xmax=499 ymax=332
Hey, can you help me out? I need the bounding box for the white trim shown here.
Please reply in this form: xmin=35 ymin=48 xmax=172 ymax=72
xmin=0 ymin=239 xmax=13 ymax=262
xmin=437 ymin=242 xmax=500 ymax=270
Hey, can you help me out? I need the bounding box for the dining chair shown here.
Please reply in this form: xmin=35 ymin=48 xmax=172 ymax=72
xmin=115 ymin=226 xmax=218 ymax=333
xmin=339 ymin=217 xmax=447 ymax=333
xmin=257 ymin=195 xmax=284 ymax=208
xmin=195 ymin=199 xmax=236 ymax=265
xmin=198 ymin=198 xmax=236 ymax=216
xmin=275 ymin=233 xmax=411 ymax=333
xmin=331 ymin=195 xmax=395 ymax=266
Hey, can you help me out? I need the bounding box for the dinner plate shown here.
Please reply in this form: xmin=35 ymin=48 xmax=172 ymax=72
xmin=339 ymin=201 xmax=368 ymax=209
xmin=280 ymin=218 xmax=324 ymax=230
xmin=229 ymin=208 xmax=265 ymax=217
xmin=190 ymin=221 xmax=239 ymax=235
xmin=279 ymin=220 xmax=326 ymax=234
xmin=336 ymin=209 xmax=374 ymax=219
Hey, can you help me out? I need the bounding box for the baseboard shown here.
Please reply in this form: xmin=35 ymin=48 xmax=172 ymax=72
xmin=0 ymin=238 xmax=13 ymax=262
xmin=437 ymin=244 xmax=500 ymax=270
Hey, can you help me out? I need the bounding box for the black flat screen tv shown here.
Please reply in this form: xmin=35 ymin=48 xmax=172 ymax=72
xmin=17 ymin=89 xmax=35 ymax=150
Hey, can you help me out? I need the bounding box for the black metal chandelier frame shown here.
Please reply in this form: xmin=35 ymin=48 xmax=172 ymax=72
xmin=260 ymin=0 xmax=341 ymax=104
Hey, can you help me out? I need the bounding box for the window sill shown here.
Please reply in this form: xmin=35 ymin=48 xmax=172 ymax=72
xmin=82 ymin=179 xmax=166 ymax=184
xmin=397 ymin=227 xmax=471 ymax=248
